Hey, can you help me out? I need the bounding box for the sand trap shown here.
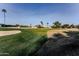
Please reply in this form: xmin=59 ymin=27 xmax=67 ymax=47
xmin=47 ymin=28 xmax=79 ymax=38
xmin=0 ymin=30 xmax=21 ymax=36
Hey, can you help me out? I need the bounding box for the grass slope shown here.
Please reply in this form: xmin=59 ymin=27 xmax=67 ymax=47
xmin=0 ymin=28 xmax=48 ymax=56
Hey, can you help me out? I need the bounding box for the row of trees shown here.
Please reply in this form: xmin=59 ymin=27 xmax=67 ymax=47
xmin=37 ymin=21 xmax=79 ymax=28
xmin=1 ymin=9 xmax=79 ymax=29
xmin=51 ymin=21 xmax=79 ymax=28
xmin=51 ymin=21 xmax=75 ymax=28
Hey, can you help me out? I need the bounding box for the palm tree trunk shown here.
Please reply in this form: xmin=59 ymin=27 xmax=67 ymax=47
xmin=4 ymin=12 xmax=5 ymax=27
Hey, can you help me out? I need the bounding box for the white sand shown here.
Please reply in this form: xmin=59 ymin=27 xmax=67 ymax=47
xmin=0 ymin=30 xmax=21 ymax=36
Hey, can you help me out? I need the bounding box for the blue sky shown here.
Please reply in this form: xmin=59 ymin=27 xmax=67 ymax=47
xmin=0 ymin=3 xmax=79 ymax=26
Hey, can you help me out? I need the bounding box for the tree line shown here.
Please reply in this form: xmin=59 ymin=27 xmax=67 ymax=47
xmin=1 ymin=9 xmax=79 ymax=28
xmin=1 ymin=21 xmax=79 ymax=29
xmin=36 ymin=21 xmax=79 ymax=29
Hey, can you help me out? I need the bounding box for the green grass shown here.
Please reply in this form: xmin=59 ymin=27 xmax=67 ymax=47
xmin=0 ymin=27 xmax=20 ymax=31
xmin=0 ymin=28 xmax=49 ymax=56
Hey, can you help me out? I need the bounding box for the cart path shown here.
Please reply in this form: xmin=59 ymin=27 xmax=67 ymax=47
xmin=0 ymin=30 xmax=21 ymax=36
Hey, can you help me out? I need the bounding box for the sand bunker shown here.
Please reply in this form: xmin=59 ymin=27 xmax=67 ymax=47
xmin=0 ymin=30 xmax=21 ymax=36
xmin=47 ymin=28 xmax=79 ymax=38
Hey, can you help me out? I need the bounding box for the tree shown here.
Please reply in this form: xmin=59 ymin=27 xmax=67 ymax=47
xmin=52 ymin=21 xmax=61 ymax=28
xmin=70 ymin=24 xmax=75 ymax=28
xmin=35 ymin=25 xmax=43 ymax=28
xmin=2 ymin=9 xmax=7 ymax=27
xmin=76 ymin=25 xmax=79 ymax=29
xmin=62 ymin=24 xmax=70 ymax=28
xmin=16 ymin=24 xmax=20 ymax=27
xmin=47 ymin=22 xmax=49 ymax=27
xmin=30 ymin=24 xmax=32 ymax=28
xmin=40 ymin=21 xmax=43 ymax=26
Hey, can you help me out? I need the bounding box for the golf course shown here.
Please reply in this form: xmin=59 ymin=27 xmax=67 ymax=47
xmin=0 ymin=28 xmax=49 ymax=56
xmin=0 ymin=28 xmax=79 ymax=56
xmin=1 ymin=3 xmax=79 ymax=56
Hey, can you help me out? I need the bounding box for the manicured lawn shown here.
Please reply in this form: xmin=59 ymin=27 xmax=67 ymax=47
xmin=0 ymin=28 xmax=49 ymax=56
xmin=0 ymin=27 xmax=20 ymax=31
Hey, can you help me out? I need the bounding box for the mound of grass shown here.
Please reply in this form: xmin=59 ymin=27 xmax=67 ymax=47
xmin=0 ymin=28 xmax=48 ymax=56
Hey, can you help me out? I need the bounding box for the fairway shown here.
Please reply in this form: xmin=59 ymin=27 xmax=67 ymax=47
xmin=0 ymin=28 xmax=79 ymax=56
xmin=0 ymin=28 xmax=48 ymax=56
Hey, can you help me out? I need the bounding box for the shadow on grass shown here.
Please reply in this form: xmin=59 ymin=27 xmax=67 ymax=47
xmin=28 ymin=36 xmax=48 ymax=56
xmin=35 ymin=31 xmax=79 ymax=56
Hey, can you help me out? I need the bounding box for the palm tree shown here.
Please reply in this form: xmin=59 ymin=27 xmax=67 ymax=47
xmin=2 ymin=9 xmax=7 ymax=27
xmin=30 ymin=24 xmax=32 ymax=28
xmin=47 ymin=22 xmax=49 ymax=27
xmin=40 ymin=21 xmax=43 ymax=26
